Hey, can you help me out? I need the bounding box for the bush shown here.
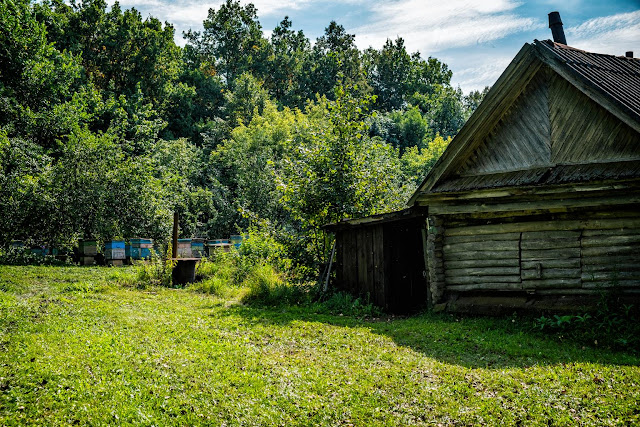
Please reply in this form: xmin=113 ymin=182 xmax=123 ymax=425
xmin=129 ymin=250 xmax=175 ymax=288
xmin=0 ymin=247 xmax=69 ymax=266
xmin=534 ymin=284 xmax=639 ymax=351
xmin=241 ymin=263 xmax=311 ymax=306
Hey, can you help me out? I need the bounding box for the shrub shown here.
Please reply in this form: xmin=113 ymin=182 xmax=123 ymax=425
xmin=241 ymin=263 xmax=311 ymax=306
xmin=0 ymin=247 xmax=69 ymax=266
xmin=129 ymin=250 xmax=175 ymax=288
xmin=313 ymin=291 xmax=382 ymax=318
xmin=534 ymin=283 xmax=639 ymax=351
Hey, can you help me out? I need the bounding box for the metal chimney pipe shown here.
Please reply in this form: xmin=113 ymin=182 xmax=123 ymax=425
xmin=548 ymin=11 xmax=567 ymax=45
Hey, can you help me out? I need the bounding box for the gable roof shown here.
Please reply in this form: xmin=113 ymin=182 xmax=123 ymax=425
xmin=408 ymin=40 xmax=640 ymax=205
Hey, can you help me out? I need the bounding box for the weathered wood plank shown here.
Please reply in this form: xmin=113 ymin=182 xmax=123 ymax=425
xmin=580 ymin=255 xmax=638 ymax=265
xmin=446 ymin=283 xmax=523 ymax=292
xmin=520 ymin=239 xmax=580 ymax=250
xmin=444 ymin=240 xmax=518 ymax=253
xmin=445 ymin=275 xmax=522 ymax=285
xmin=444 ymin=232 xmax=521 ymax=244
xmin=521 ymin=258 xmax=581 ymax=269
xmin=522 ymin=278 xmax=582 ymax=288
xmin=581 ymin=271 xmax=640 ymax=281
xmin=444 ymin=250 xmax=520 ymax=261
xmin=581 ymin=235 xmax=640 ymax=247
xmin=521 ymin=231 xmax=581 ymax=240
xmin=446 ymin=266 xmax=521 ymax=277
xmin=445 ymin=217 xmax=640 ymax=237
xmin=521 ymin=268 xmax=581 ymax=280
xmin=581 ymin=246 xmax=639 ymax=257
xmin=582 ymin=263 xmax=640 ymax=273
xmin=583 ymin=280 xmax=640 ymax=289
xmin=447 ymin=258 xmax=520 ymax=269
xmin=521 ymin=249 xmax=580 ymax=260
xmin=582 ymin=228 xmax=640 ymax=237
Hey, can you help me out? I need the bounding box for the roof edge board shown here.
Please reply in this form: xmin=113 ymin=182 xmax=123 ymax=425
xmin=407 ymin=43 xmax=541 ymax=205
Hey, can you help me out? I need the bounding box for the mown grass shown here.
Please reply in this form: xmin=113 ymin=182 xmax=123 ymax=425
xmin=1 ymin=265 xmax=639 ymax=426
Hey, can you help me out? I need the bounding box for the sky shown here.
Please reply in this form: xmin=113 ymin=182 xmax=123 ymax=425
xmin=110 ymin=0 xmax=640 ymax=93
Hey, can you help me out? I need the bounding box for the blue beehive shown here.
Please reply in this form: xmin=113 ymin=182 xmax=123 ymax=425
xmin=105 ymin=240 xmax=126 ymax=260
xmin=191 ymin=238 xmax=205 ymax=258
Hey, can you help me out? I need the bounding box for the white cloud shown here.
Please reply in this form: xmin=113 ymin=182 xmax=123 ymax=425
xmin=350 ymin=0 xmax=542 ymax=55
xmin=565 ymin=10 xmax=640 ymax=55
xmin=108 ymin=0 xmax=313 ymax=45
xmin=450 ymin=54 xmax=513 ymax=91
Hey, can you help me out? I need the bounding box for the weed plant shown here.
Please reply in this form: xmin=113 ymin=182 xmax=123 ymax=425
xmin=535 ymin=283 xmax=639 ymax=351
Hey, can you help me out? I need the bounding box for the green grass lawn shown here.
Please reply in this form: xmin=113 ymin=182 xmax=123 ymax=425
xmin=1 ymin=265 xmax=639 ymax=426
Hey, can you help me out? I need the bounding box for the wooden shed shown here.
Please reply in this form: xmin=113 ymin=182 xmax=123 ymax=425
xmin=324 ymin=208 xmax=428 ymax=313
xmin=408 ymin=40 xmax=640 ymax=314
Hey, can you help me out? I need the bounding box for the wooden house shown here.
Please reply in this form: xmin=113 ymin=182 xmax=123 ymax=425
xmin=326 ymin=39 xmax=640 ymax=314
xmin=409 ymin=40 xmax=640 ymax=314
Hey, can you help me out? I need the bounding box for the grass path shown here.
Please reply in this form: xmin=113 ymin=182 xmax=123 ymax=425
xmin=1 ymin=265 xmax=639 ymax=426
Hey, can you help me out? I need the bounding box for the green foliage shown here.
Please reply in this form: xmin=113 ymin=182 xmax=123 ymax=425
xmin=0 ymin=246 xmax=68 ymax=266
xmin=1 ymin=0 xmax=470 ymax=276
xmin=400 ymin=134 xmax=451 ymax=188
xmin=534 ymin=285 xmax=639 ymax=351
xmin=278 ymin=86 xmax=405 ymax=264
xmin=129 ymin=249 xmax=175 ymax=288
xmin=313 ymin=291 xmax=382 ymax=318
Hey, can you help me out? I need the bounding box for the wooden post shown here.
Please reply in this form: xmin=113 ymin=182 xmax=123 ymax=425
xmin=172 ymin=212 xmax=179 ymax=259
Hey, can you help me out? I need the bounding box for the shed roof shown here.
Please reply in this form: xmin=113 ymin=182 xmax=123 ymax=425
xmin=408 ymin=40 xmax=640 ymax=205
xmin=322 ymin=207 xmax=426 ymax=232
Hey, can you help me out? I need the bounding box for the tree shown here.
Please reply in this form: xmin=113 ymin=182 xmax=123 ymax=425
xmin=265 ymin=16 xmax=310 ymax=109
xmin=184 ymin=0 xmax=270 ymax=86
xmin=364 ymin=37 xmax=413 ymax=111
xmin=278 ymin=85 xmax=404 ymax=264
xmin=302 ymin=22 xmax=367 ymax=101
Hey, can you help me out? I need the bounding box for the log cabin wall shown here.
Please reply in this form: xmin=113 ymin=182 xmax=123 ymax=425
xmin=434 ymin=206 xmax=640 ymax=313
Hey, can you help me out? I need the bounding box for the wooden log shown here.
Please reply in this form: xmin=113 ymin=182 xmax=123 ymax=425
xmin=446 ymin=283 xmax=523 ymax=292
xmin=522 ymin=278 xmax=582 ymax=288
xmin=521 ymin=231 xmax=581 ymax=240
xmin=580 ymin=255 xmax=638 ymax=265
xmin=446 ymin=258 xmax=520 ymax=269
xmin=581 ymin=235 xmax=640 ymax=247
xmin=445 ymin=275 xmax=522 ymax=285
xmin=521 ymin=268 xmax=581 ymax=280
xmin=521 ymin=258 xmax=581 ymax=269
xmin=443 ymin=240 xmax=518 ymax=253
xmin=444 ymin=250 xmax=520 ymax=261
xmin=429 ymin=195 xmax=640 ymax=216
xmin=581 ymin=246 xmax=639 ymax=257
xmin=444 ymin=232 xmax=521 ymax=244
xmin=582 ymin=263 xmax=640 ymax=273
xmin=582 ymin=280 xmax=640 ymax=289
xmin=444 ymin=217 xmax=640 ymax=237
xmin=520 ymin=239 xmax=580 ymax=250
xmin=446 ymin=266 xmax=521 ymax=277
xmin=582 ymin=228 xmax=640 ymax=237
xmin=581 ymin=271 xmax=640 ymax=281
xmin=521 ymin=249 xmax=580 ymax=260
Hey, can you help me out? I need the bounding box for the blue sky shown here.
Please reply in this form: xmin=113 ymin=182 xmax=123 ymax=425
xmin=111 ymin=0 xmax=640 ymax=92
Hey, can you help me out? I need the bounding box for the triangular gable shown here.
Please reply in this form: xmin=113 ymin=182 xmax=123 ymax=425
xmin=408 ymin=41 xmax=640 ymax=205
xmin=457 ymin=71 xmax=551 ymax=177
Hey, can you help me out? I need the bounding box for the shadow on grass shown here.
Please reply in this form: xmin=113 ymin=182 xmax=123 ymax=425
xmin=213 ymin=303 xmax=640 ymax=369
